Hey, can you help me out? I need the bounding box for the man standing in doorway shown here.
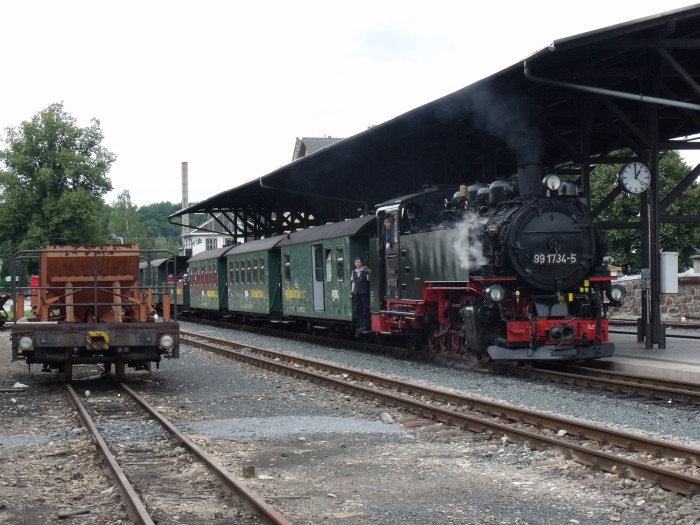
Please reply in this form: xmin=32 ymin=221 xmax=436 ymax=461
xmin=351 ymin=256 xmax=370 ymax=331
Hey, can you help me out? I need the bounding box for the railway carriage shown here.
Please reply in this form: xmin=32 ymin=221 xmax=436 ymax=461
xmin=276 ymin=216 xmax=375 ymax=331
xmin=187 ymin=245 xmax=235 ymax=315
xmin=139 ymin=254 xmax=189 ymax=313
xmin=226 ymin=235 xmax=285 ymax=321
xmin=10 ymin=245 xmax=179 ymax=382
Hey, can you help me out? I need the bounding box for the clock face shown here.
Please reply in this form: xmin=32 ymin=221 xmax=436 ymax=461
xmin=618 ymin=162 xmax=651 ymax=194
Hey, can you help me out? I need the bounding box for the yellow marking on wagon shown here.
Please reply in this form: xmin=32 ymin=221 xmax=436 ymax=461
xmin=87 ymin=331 xmax=109 ymax=350
xmin=284 ymin=289 xmax=305 ymax=299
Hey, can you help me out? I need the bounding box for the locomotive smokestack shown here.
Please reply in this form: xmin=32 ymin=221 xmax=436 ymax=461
xmin=517 ymin=163 xmax=542 ymax=197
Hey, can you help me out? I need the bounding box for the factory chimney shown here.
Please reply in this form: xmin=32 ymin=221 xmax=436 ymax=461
xmin=181 ymin=162 xmax=189 ymax=236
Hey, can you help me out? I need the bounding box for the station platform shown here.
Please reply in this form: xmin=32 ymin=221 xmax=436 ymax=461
xmin=603 ymin=332 xmax=700 ymax=383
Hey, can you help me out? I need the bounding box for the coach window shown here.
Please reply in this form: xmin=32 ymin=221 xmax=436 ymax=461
xmin=325 ymin=248 xmax=332 ymax=282
xmin=247 ymin=259 xmax=252 ymax=284
xmin=253 ymin=258 xmax=258 ymax=284
xmin=336 ymin=247 xmax=344 ymax=281
xmin=283 ymin=253 xmax=291 ymax=283
xmin=259 ymin=257 xmax=265 ymax=284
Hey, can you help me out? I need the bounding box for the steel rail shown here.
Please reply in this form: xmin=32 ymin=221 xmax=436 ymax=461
xmin=182 ymin=331 xmax=700 ymax=497
xmin=118 ymin=382 xmax=292 ymax=525
xmin=506 ymin=366 xmax=700 ymax=404
xmin=64 ymin=384 xmax=155 ymax=525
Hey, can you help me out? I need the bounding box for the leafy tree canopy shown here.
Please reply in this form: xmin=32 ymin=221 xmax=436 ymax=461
xmin=0 ymin=102 xmax=115 ymax=252
xmin=590 ymin=150 xmax=700 ymax=273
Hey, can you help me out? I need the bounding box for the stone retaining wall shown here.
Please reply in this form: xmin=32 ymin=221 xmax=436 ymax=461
xmin=611 ymin=274 xmax=700 ymax=321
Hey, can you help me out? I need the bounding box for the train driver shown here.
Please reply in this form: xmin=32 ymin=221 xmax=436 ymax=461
xmin=384 ymin=218 xmax=394 ymax=249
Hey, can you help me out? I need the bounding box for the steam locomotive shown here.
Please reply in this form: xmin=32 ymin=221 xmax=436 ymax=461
xmin=178 ymin=164 xmax=625 ymax=363
xmin=372 ymin=163 xmax=625 ymax=361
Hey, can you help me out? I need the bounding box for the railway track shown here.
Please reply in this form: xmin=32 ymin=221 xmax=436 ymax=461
xmin=183 ymin=317 xmax=700 ymax=404
xmin=64 ymin=379 xmax=292 ymax=525
xmin=609 ymin=318 xmax=700 ymax=339
xmin=501 ymin=364 xmax=700 ymax=405
xmin=181 ymin=330 xmax=700 ymax=497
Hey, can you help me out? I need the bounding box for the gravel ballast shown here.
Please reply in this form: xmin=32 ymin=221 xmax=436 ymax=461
xmin=1 ymin=324 xmax=698 ymax=524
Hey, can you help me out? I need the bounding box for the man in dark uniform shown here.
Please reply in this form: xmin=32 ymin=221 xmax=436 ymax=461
xmin=351 ymin=256 xmax=370 ymax=331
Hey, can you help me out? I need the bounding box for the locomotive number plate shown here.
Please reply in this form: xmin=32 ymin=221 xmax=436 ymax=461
xmin=532 ymin=252 xmax=577 ymax=264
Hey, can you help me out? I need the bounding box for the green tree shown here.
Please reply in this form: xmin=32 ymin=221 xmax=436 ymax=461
xmin=108 ymin=190 xmax=145 ymax=245
xmin=0 ymin=102 xmax=115 ymax=251
xmin=590 ymin=150 xmax=700 ymax=272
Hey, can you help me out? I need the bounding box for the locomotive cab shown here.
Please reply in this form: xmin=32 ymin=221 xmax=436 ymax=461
xmin=371 ymin=186 xmax=465 ymax=334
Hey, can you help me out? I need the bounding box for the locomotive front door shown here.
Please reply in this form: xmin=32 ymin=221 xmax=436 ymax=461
xmin=312 ymin=245 xmax=325 ymax=311
xmin=384 ymin=212 xmax=400 ymax=300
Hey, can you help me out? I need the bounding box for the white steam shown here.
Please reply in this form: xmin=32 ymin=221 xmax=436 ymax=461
xmin=452 ymin=211 xmax=488 ymax=271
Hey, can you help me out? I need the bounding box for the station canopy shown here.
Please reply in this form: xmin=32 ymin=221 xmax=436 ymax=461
xmin=170 ymin=5 xmax=700 ymax=241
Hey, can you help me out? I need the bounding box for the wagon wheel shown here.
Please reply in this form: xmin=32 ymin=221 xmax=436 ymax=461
xmin=115 ymin=357 xmax=126 ymax=383
xmin=63 ymin=358 xmax=73 ymax=383
xmin=407 ymin=335 xmax=420 ymax=352
xmin=438 ymin=333 xmax=450 ymax=353
xmin=427 ymin=335 xmax=439 ymax=353
xmin=451 ymin=332 xmax=464 ymax=357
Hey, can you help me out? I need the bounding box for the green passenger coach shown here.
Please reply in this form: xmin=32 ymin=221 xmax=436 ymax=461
xmin=276 ymin=215 xmax=375 ymax=329
xmin=226 ymin=235 xmax=285 ymax=320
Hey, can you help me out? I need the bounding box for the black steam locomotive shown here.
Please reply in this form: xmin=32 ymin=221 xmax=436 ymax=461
xmin=370 ymin=163 xmax=625 ymax=361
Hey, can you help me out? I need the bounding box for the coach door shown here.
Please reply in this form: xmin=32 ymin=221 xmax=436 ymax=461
xmin=312 ymin=244 xmax=325 ymax=311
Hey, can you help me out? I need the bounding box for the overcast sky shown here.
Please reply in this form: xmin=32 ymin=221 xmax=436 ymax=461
xmin=2 ymin=1 xmax=699 ymax=207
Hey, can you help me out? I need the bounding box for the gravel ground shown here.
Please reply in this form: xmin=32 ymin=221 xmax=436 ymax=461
xmin=183 ymin=322 xmax=700 ymax=448
xmin=178 ymin=322 xmax=699 ymax=524
xmin=1 ymin=323 xmax=699 ymax=524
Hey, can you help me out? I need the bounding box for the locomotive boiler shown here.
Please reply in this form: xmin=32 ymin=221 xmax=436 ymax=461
xmin=370 ymin=164 xmax=625 ymax=361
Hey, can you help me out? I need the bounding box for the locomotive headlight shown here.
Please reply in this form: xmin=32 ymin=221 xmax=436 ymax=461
xmin=543 ymin=174 xmax=562 ymax=191
xmin=485 ymin=285 xmax=506 ymax=303
xmin=18 ymin=335 xmax=34 ymax=351
xmin=606 ymin=285 xmax=627 ymax=303
xmin=159 ymin=334 xmax=175 ymax=349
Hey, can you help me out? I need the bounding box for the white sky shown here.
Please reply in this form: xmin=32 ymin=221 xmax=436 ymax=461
xmin=2 ymin=1 xmax=699 ymax=207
